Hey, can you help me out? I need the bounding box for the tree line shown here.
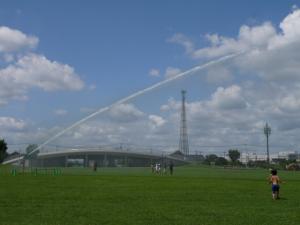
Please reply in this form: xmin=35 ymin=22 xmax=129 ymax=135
xmin=202 ymin=149 xmax=240 ymax=166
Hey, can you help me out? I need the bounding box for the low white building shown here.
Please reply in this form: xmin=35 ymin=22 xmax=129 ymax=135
xmin=239 ymin=152 xmax=269 ymax=163
xmin=278 ymin=151 xmax=298 ymax=160
xmin=239 ymin=151 xmax=298 ymax=163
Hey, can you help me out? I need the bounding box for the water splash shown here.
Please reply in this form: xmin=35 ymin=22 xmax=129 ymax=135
xmin=28 ymin=52 xmax=243 ymax=156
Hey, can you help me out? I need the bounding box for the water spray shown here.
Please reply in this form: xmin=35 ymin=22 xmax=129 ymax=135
xmin=28 ymin=52 xmax=243 ymax=156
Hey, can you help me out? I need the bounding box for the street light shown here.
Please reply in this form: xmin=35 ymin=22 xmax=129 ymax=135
xmin=264 ymin=123 xmax=271 ymax=164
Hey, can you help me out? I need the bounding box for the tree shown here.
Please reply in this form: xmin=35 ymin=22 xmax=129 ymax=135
xmin=0 ymin=139 xmax=8 ymax=163
xmin=25 ymin=144 xmax=39 ymax=159
xmin=206 ymin=154 xmax=218 ymax=162
xmin=26 ymin=144 xmax=38 ymax=154
xmin=204 ymin=154 xmax=218 ymax=165
xmin=228 ymin=149 xmax=240 ymax=164
xmin=215 ymin=157 xmax=228 ymax=166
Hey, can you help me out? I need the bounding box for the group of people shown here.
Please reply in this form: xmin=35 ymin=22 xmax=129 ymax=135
xmin=151 ymin=162 xmax=174 ymax=175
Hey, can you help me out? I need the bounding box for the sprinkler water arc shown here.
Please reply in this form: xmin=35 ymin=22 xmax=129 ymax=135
xmin=28 ymin=52 xmax=244 ymax=157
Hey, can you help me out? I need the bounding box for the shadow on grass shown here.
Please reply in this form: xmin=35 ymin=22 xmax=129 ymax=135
xmin=278 ymin=197 xmax=288 ymax=200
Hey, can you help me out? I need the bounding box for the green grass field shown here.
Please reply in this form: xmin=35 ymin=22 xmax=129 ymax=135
xmin=1 ymin=165 xmax=300 ymax=225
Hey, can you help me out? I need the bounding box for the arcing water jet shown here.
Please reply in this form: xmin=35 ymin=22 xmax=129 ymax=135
xmin=28 ymin=52 xmax=243 ymax=156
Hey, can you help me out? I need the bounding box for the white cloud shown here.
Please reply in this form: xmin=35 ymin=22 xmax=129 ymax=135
xmin=108 ymin=103 xmax=144 ymax=123
xmin=70 ymin=123 xmax=106 ymax=140
xmin=160 ymin=98 xmax=180 ymax=111
xmin=54 ymin=109 xmax=68 ymax=116
xmin=205 ymin=66 xmax=233 ymax=84
xmin=47 ymin=103 xmax=176 ymax=149
xmin=7 ymin=82 xmax=298 ymax=154
xmin=169 ymin=9 xmax=300 ymax=86
xmin=0 ymin=53 xmax=84 ymax=105
xmin=278 ymin=95 xmax=300 ymax=113
xmin=149 ymin=68 xmax=160 ymax=77
xmin=0 ymin=26 xmax=38 ymax=53
xmin=194 ymin=9 xmax=300 ymax=60
xmin=167 ymin=33 xmax=194 ymax=54
xmin=0 ymin=117 xmax=26 ymax=131
xmin=0 ymin=27 xmax=85 ymax=106
xmin=192 ymin=22 xmax=276 ymax=59
xmin=268 ymin=9 xmax=300 ymax=50
xmin=235 ymin=10 xmax=300 ymax=83
xmin=164 ymin=67 xmax=181 ymax=79
xmin=209 ymin=85 xmax=247 ymax=110
xmin=149 ymin=115 xmax=166 ymax=128
xmin=3 ymin=53 xmax=15 ymax=63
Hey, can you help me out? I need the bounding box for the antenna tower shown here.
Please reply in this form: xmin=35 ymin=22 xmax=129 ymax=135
xmin=179 ymin=90 xmax=189 ymax=156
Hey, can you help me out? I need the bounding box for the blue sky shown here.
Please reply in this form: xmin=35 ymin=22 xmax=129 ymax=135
xmin=1 ymin=1 xmax=300 ymax=155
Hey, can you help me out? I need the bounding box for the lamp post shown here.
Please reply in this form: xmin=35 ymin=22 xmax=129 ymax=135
xmin=264 ymin=123 xmax=271 ymax=164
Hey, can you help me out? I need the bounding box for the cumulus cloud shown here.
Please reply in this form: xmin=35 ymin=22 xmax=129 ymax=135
xmin=205 ymin=66 xmax=233 ymax=84
xmin=0 ymin=117 xmax=26 ymax=131
xmin=164 ymin=67 xmax=181 ymax=79
xmin=0 ymin=27 xmax=84 ymax=106
xmin=148 ymin=115 xmax=166 ymax=128
xmin=3 ymin=53 xmax=15 ymax=63
xmin=278 ymin=95 xmax=300 ymax=113
xmin=268 ymin=9 xmax=300 ymax=50
xmin=69 ymin=123 xmax=106 ymax=140
xmin=170 ymin=9 xmax=300 ymax=84
xmin=160 ymin=98 xmax=180 ymax=112
xmin=108 ymin=103 xmax=144 ymax=123
xmin=0 ymin=53 xmax=84 ymax=105
xmin=157 ymin=87 xmax=271 ymax=151
xmin=165 ymin=8 xmax=300 ymax=139
xmin=167 ymin=33 xmax=194 ymax=54
xmin=0 ymin=26 xmax=38 ymax=53
xmin=169 ymin=22 xmax=276 ymax=60
xmin=229 ymin=9 xmax=300 ymax=84
xmin=149 ymin=68 xmax=160 ymax=77
xmin=209 ymin=85 xmax=247 ymax=110
xmin=37 ymin=101 xmax=177 ymax=149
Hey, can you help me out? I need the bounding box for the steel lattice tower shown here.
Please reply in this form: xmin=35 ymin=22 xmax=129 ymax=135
xmin=179 ymin=90 xmax=189 ymax=156
xmin=264 ymin=123 xmax=271 ymax=164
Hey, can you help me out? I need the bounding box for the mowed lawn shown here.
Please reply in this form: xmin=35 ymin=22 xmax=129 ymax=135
xmin=1 ymin=166 xmax=300 ymax=225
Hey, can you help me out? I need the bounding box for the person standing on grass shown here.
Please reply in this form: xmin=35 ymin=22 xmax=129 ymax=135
xmin=169 ymin=161 xmax=174 ymax=175
xmin=93 ymin=161 xmax=98 ymax=172
xmin=151 ymin=164 xmax=155 ymax=173
xmin=163 ymin=163 xmax=167 ymax=174
xmin=269 ymin=169 xmax=281 ymax=200
xmin=155 ymin=163 xmax=159 ymax=174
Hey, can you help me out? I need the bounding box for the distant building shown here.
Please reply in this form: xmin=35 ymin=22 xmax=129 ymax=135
xmin=170 ymin=150 xmax=185 ymax=159
xmin=240 ymin=152 xmax=268 ymax=163
xmin=278 ymin=151 xmax=298 ymax=161
xmin=3 ymin=148 xmax=188 ymax=167
xmin=186 ymin=154 xmax=205 ymax=162
xmin=239 ymin=151 xmax=300 ymax=164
